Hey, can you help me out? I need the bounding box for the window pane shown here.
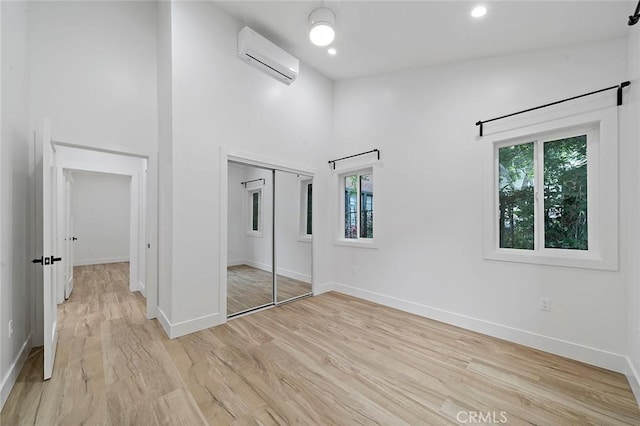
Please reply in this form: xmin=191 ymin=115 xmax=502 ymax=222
xmin=360 ymin=174 xmax=373 ymax=238
xmin=252 ymin=192 xmax=259 ymax=231
xmin=306 ymin=183 xmax=313 ymax=235
xmin=344 ymin=175 xmax=358 ymax=239
xmin=498 ymin=143 xmax=535 ymax=249
xmin=544 ymin=135 xmax=588 ymax=250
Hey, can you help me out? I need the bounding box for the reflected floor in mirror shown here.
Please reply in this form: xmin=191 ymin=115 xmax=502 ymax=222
xmin=227 ymin=264 xmax=311 ymax=316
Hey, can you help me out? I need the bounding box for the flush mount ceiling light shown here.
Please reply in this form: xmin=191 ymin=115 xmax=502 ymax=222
xmin=309 ymin=7 xmax=336 ymax=46
xmin=471 ymin=5 xmax=487 ymax=18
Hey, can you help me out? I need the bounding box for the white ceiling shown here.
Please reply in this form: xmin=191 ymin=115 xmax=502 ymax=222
xmin=214 ymin=1 xmax=635 ymax=80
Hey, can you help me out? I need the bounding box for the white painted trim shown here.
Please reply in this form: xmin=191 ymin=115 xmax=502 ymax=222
xmin=334 ymin=239 xmax=378 ymax=250
xmin=227 ymin=259 xmax=245 ymax=267
xmin=219 ymin=149 xmax=229 ymax=322
xmin=313 ymin=282 xmax=335 ymax=296
xmin=332 ymin=282 xmax=627 ymax=373
xmin=277 ymin=267 xmax=311 ymax=284
xmin=156 ymin=308 xmax=223 ymax=339
xmin=332 ymin=163 xmax=379 ymax=249
xmin=243 ymin=259 xmax=311 ymax=283
xmin=73 ymin=257 xmax=130 ymax=266
xmin=157 ymin=308 xmax=172 ymax=338
xmin=626 ymin=357 xmax=640 ymax=408
xmin=52 ymin=144 xmax=156 ymax=319
xmin=482 ymin=107 xmax=619 ymax=271
xmin=138 ymin=281 xmax=146 ymax=297
xmin=0 ymin=334 xmax=32 ymax=410
xmin=227 ymin=150 xmax=316 ymax=178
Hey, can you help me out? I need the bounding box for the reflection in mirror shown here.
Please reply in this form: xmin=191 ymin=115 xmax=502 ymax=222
xmin=275 ymin=170 xmax=312 ymax=303
xmin=227 ymin=161 xmax=273 ymax=316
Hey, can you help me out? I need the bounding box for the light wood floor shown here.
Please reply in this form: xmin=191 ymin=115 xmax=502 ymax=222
xmin=227 ymin=265 xmax=311 ymax=315
xmin=2 ymin=263 xmax=640 ymax=425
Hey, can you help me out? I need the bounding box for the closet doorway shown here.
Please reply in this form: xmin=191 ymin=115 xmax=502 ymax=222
xmin=226 ymin=161 xmax=313 ymax=317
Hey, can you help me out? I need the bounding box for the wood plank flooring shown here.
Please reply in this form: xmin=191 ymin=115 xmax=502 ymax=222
xmin=227 ymin=265 xmax=311 ymax=315
xmin=2 ymin=262 xmax=640 ymax=425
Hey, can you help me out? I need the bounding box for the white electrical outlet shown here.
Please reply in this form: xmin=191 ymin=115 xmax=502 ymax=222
xmin=539 ymin=297 xmax=551 ymax=312
xmin=8 ymin=320 xmax=13 ymax=339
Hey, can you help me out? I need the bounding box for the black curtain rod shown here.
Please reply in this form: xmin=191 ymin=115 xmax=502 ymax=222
xmin=630 ymin=0 xmax=640 ymax=25
xmin=328 ymin=149 xmax=380 ymax=169
xmin=475 ymin=81 xmax=630 ymax=137
xmin=241 ymin=178 xmax=265 ymax=186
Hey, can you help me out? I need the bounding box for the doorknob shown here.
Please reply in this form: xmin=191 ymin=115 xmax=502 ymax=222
xmin=71 ymin=237 xmax=78 ymax=241
xmin=31 ymin=256 xmax=44 ymax=264
xmin=51 ymin=256 xmax=62 ymax=264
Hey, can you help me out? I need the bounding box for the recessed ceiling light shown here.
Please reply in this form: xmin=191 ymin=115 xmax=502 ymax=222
xmin=471 ymin=5 xmax=487 ymax=18
xmin=328 ymin=47 xmax=337 ymax=56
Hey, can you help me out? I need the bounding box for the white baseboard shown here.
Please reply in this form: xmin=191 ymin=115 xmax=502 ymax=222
xmin=331 ymin=282 xmax=627 ymax=374
xmin=157 ymin=308 xmax=224 ymax=339
xmin=313 ymin=282 xmax=335 ymax=296
xmin=242 ymin=260 xmax=311 ymax=283
xmin=138 ymin=281 xmax=146 ymax=297
xmin=1 ymin=334 xmax=32 ymax=411
xmin=277 ymin=267 xmax=311 ymax=284
xmin=244 ymin=259 xmax=272 ymax=272
xmin=227 ymin=259 xmax=245 ymax=267
xmin=74 ymin=256 xmax=130 ymax=266
xmin=626 ymin=357 xmax=640 ymax=408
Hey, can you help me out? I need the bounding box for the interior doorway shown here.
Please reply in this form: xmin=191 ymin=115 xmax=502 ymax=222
xmin=64 ymin=170 xmax=132 ymax=298
xmin=225 ymin=159 xmax=314 ymax=318
xmin=53 ymin=144 xmax=149 ymax=311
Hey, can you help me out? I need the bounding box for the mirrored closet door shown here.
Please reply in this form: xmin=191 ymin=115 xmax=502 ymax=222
xmin=226 ymin=161 xmax=313 ymax=318
xmin=227 ymin=161 xmax=274 ymax=316
xmin=275 ymin=170 xmax=312 ymax=303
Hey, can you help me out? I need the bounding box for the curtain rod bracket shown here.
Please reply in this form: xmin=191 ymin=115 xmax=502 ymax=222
xmin=629 ymin=0 xmax=640 ymax=25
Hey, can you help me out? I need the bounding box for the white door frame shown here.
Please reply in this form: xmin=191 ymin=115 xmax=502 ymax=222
xmin=64 ymin=171 xmax=74 ymax=299
xmin=219 ymin=148 xmax=316 ymax=321
xmin=52 ymin=143 xmax=155 ymax=317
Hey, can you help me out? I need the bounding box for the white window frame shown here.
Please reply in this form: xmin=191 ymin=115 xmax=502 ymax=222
xmin=334 ymin=166 xmax=377 ymax=249
xmin=298 ymin=177 xmax=313 ymax=242
xmin=246 ymin=185 xmax=263 ymax=237
xmin=482 ymin=107 xmax=618 ymax=270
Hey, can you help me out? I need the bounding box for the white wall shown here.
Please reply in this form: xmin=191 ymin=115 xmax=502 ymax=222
xmin=626 ymin=23 xmax=640 ymax=401
xmin=227 ymin=163 xmax=248 ymax=265
xmin=227 ymin=164 xmax=312 ymax=283
xmin=71 ymin=172 xmax=130 ymax=266
xmin=275 ymin=170 xmax=312 ymax=283
xmin=158 ymin=1 xmax=332 ymax=336
xmin=331 ymin=39 xmax=631 ymax=372
xmin=227 ymin=163 xmax=272 ymax=268
xmin=0 ymin=0 xmax=32 ymax=409
xmin=28 ymin=0 xmax=159 ymax=340
xmin=241 ymin=168 xmax=273 ymax=272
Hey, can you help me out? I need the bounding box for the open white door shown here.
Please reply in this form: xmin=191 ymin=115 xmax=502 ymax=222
xmin=35 ymin=119 xmax=59 ymax=380
xmin=65 ymin=173 xmax=75 ymax=299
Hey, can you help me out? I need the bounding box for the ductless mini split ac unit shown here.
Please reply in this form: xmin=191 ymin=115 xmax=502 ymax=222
xmin=238 ymin=26 xmax=299 ymax=85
